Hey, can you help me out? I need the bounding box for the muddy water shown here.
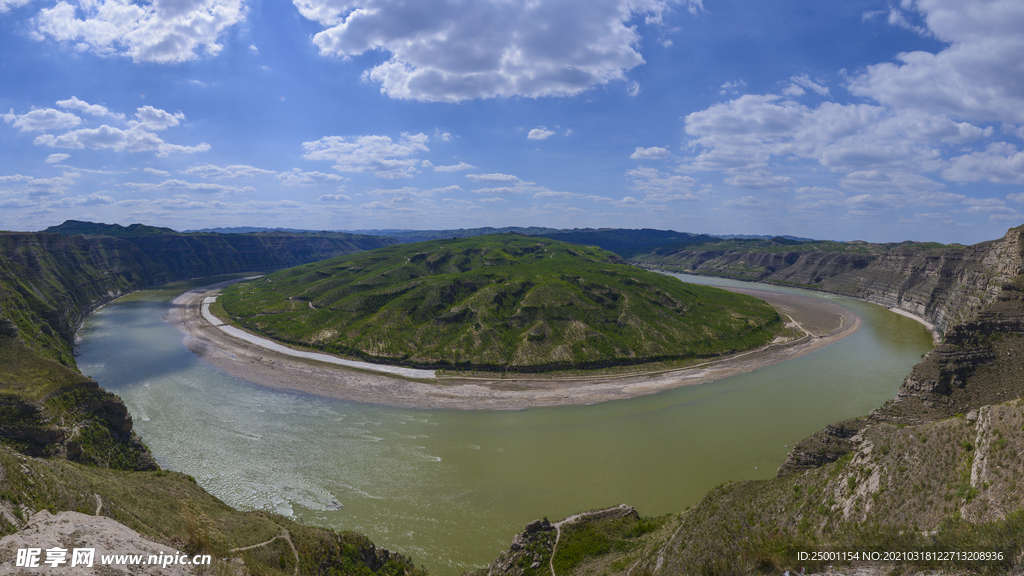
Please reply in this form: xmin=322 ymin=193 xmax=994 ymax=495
xmin=76 ymin=274 xmax=933 ymax=575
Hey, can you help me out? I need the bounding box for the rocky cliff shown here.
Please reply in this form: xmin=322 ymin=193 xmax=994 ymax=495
xmin=633 ymin=226 xmax=1024 ymax=336
xmin=0 ymin=222 xmax=396 ymax=366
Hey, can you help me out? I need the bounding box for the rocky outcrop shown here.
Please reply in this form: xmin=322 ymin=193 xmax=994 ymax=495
xmin=0 ymin=510 xmax=200 ymax=575
xmin=0 ymin=371 xmax=155 ymax=470
xmin=777 ymin=419 xmax=870 ymax=477
xmin=471 ymin=518 xmax=555 ymax=576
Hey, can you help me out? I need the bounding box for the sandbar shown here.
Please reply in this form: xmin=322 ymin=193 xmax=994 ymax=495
xmin=166 ymin=279 xmax=861 ymax=410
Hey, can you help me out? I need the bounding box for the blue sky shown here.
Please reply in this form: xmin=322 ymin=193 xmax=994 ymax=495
xmin=1 ymin=0 xmax=1023 ymax=243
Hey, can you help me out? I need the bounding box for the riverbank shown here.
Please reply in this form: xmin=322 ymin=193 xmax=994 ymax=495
xmin=167 ymin=278 xmax=862 ymax=410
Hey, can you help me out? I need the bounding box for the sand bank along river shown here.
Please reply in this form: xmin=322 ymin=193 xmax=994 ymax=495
xmin=76 ymin=273 xmax=934 ymax=575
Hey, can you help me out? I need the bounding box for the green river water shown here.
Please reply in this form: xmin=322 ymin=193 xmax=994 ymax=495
xmin=76 ymin=273 xmax=934 ymax=574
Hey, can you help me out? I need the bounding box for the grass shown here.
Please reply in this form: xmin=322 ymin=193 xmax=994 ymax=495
xmin=0 ymin=447 xmax=426 ymax=575
xmin=218 ymin=234 xmax=783 ymax=372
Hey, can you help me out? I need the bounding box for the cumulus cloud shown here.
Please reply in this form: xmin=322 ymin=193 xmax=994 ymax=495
xmin=7 ymin=100 xmax=211 ymax=157
xmin=848 ymin=0 xmax=1024 ymax=123
xmin=0 ymin=172 xmax=78 ymax=196
xmin=630 ymin=146 xmax=670 ymax=160
xmin=32 ymin=0 xmax=246 ymax=63
xmin=276 ymin=169 xmax=346 ymax=186
xmin=294 ymin=0 xmax=701 ymax=102
xmin=0 ymin=0 xmax=32 ymax=13
xmin=527 ymin=127 xmax=556 ymax=140
xmin=433 ymin=161 xmax=475 ymax=172
xmin=182 ymin=164 xmax=276 ymax=179
xmin=943 ymin=143 xmax=1024 ymax=184
xmin=319 ymin=193 xmax=352 ymax=201
xmin=3 ymin=108 xmax=81 ymax=132
xmin=302 ymin=132 xmax=429 ymax=178
xmin=35 ymin=125 xmax=210 ymax=156
xmin=45 ymin=153 xmax=70 ymax=163
xmin=57 ymin=97 xmax=124 ymax=119
xmin=682 ymin=94 xmax=989 ymax=180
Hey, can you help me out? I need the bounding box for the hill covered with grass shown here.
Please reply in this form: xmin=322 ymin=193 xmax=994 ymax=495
xmin=217 ymin=234 xmax=782 ymax=372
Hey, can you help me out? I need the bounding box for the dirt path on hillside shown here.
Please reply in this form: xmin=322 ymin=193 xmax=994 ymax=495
xmin=166 ymin=279 xmax=860 ymax=410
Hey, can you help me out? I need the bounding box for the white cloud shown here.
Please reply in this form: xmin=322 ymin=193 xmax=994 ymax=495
xmin=630 ymin=146 xmax=670 ymax=160
xmin=294 ymin=0 xmax=701 ymax=102
xmin=12 ymin=101 xmax=211 ymax=157
xmin=433 ymin=161 xmax=475 ymax=172
xmin=130 ymin=106 xmax=183 ymax=131
xmin=0 ymin=0 xmax=31 ymax=13
xmin=724 ymin=195 xmax=771 ymax=209
xmin=848 ymin=0 xmax=1024 ymax=123
xmin=35 ymin=125 xmax=210 ymax=156
xmin=724 ymin=173 xmax=795 ymax=190
xmin=56 ymin=96 xmax=124 ymax=119
xmin=124 ymin=178 xmax=254 ymax=195
xmin=182 ymin=164 xmax=276 ymax=179
xmin=302 ymin=132 xmax=429 ymax=178
xmin=943 ymin=143 xmax=1024 ymax=184
xmin=719 ymin=80 xmax=746 ymax=95
xmin=964 ymin=197 xmax=1014 ymax=214
xmin=2 ymin=108 xmax=81 ymax=131
xmin=32 ymin=0 xmax=246 ymax=64
xmin=0 ymin=172 xmax=78 ymax=196
xmin=143 ymin=167 xmax=170 ymax=176
xmin=785 ymin=74 xmax=830 ymax=97
xmin=319 ymin=193 xmax=351 ymax=201
xmin=276 ymin=169 xmax=345 ymax=186
xmin=45 ymin=153 xmax=70 ymax=163
xmin=626 ymin=166 xmax=702 ymax=202
xmin=528 ymin=127 xmax=556 ymax=140
xmin=682 ymin=94 xmax=989 ymax=182
xmin=466 ymin=173 xmax=521 ymax=183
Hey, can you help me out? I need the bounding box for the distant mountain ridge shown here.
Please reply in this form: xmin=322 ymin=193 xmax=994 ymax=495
xmin=180 ymin=225 xmax=810 ymax=257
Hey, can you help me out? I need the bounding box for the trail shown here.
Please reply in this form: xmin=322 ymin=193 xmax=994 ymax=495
xmin=548 ymin=505 xmax=634 ymax=576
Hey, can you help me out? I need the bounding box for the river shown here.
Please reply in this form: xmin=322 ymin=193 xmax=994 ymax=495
xmin=76 ymin=273 xmax=933 ymax=575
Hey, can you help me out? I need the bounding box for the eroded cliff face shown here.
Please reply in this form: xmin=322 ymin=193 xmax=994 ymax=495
xmin=635 ymin=225 xmax=1024 ymax=336
xmin=777 ymin=243 xmax=1024 ymax=476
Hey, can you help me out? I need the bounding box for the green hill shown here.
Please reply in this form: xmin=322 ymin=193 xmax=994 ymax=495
xmin=217 ymin=234 xmax=782 ymax=372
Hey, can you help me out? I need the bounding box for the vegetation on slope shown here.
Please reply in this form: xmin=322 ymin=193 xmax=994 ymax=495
xmin=0 ymin=332 xmax=153 ymax=470
xmin=0 ymin=444 xmax=425 ymax=575
xmin=0 ymin=222 xmax=396 ymax=366
xmin=0 ymin=221 xmax=427 ymax=574
xmin=218 ymin=235 xmax=782 ymax=371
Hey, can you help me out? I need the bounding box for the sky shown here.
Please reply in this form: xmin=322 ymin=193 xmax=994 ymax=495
xmin=1 ymin=0 xmax=1023 ymax=243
